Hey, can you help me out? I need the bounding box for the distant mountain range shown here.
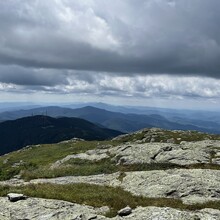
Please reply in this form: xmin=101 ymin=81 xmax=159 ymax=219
xmin=0 ymin=115 xmax=122 ymax=155
xmin=0 ymin=105 xmax=220 ymax=134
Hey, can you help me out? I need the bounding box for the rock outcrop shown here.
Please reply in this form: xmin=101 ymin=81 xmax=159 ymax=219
xmin=110 ymin=140 xmax=220 ymax=165
xmin=0 ymin=197 xmax=108 ymax=220
xmin=51 ymin=149 xmax=109 ymax=169
xmin=49 ymin=140 xmax=220 ymax=167
xmin=121 ymin=169 xmax=220 ymax=205
xmin=0 ymin=197 xmax=220 ymax=220
xmin=50 ymin=140 xmax=220 ymax=166
xmin=113 ymin=207 xmax=220 ymax=220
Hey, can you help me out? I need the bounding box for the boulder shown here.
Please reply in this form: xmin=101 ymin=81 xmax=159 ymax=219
xmin=7 ymin=193 xmax=26 ymax=202
xmin=117 ymin=206 xmax=132 ymax=216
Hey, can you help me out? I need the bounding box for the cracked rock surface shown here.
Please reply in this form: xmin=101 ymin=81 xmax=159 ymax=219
xmin=0 ymin=197 xmax=220 ymax=220
xmin=108 ymin=140 xmax=220 ymax=165
xmin=0 ymin=197 xmax=108 ymax=220
xmin=50 ymin=140 xmax=220 ymax=167
xmin=121 ymin=169 xmax=220 ymax=204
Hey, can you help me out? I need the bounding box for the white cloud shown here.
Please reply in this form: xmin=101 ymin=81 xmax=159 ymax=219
xmin=2 ymin=70 xmax=220 ymax=101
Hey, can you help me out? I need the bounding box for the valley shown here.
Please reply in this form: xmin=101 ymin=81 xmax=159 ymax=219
xmin=1 ymin=104 xmax=220 ymax=134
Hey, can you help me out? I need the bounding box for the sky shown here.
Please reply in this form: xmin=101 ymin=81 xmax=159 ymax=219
xmin=0 ymin=0 xmax=220 ymax=110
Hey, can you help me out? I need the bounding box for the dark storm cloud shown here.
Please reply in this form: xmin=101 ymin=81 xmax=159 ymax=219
xmin=0 ymin=65 xmax=68 ymax=86
xmin=0 ymin=0 xmax=220 ymax=77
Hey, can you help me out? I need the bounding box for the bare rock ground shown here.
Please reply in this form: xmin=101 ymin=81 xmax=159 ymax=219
xmin=108 ymin=140 xmax=220 ymax=165
xmin=49 ymin=140 xmax=220 ymax=167
xmin=0 ymin=197 xmax=220 ymax=220
xmin=0 ymin=197 xmax=108 ymax=220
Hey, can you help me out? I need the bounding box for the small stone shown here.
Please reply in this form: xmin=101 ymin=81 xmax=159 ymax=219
xmin=167 ymin=138 xmax=175 ymax=143
xmin=150 ymin=138 xmax=155 ymax=142
xmin=193 ymin=215 xmax=201 ymax=220
xmin=87 ymin=214 xmax=97 ymax=220
xmin=95 ymin=206 xmax=110 ymax=214
xmin=118 ymin=206 xmax=132 ymax=216
xmin=7 ymin=193 xmax=26 ymax=202
xmin=71 ymin=215 xmax=81 ymax=220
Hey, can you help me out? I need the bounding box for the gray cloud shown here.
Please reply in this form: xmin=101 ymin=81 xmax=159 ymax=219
xmin=0 ymin=0 xmax=220 ymax=77
xmin=0 ymin=65 xmax=68 ymax=86
xmin=1 ymin=69 xmax=220 ymax=102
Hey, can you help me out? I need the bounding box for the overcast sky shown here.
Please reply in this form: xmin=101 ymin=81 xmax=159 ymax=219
xmin=0 ymin=0 xmax=220 ymax=110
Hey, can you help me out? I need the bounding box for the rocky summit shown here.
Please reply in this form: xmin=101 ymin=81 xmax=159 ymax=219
xmin=1 ymin=199 xmax=220 ymax=220
xmin=0 ymin=128 xmax=220 ymax=219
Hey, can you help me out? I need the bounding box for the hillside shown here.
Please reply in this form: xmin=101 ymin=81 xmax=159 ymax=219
xmin=0 ymin=106 xmax=219 ymax=134
xmin=0 ymin=115 xmax=122 ymax=155
xmin=0 ymin=128 xmax=220 ymax=219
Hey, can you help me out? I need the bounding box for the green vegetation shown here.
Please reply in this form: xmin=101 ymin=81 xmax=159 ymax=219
xmin=21 ymin=158 xmax=118 ymax=180
xmin=0 ymin=115 xmax=123 ymax=155
xmin=21 ymin=159 xmax=220 ymax=180
xmin=1 ymin=136 xmax=220 ymax=181
xmin=186 ymin=163 xmax=220 ymax=170
xmin=117 ymin=172 xmax=126 ymax=182
xmin=21 ymin=159 xmax=185 ymax=180
xmin=0 ymin=167 xmax=20 ymax=181
xmin=0 ymin=140 xmax=120 ymax=181
xmin=0 ymin=183 xmax=219 ymax=217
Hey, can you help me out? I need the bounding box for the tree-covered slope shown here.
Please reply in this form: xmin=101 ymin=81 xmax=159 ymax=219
xmin=0 ymin=115 xmax=122 ymax=155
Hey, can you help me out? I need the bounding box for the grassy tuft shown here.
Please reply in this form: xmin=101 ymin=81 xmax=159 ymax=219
xmin=20 ymin=160 xmax=220 ymax=180
xmin=21 ymin=158 xmax=118 ymax=180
